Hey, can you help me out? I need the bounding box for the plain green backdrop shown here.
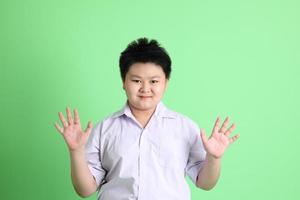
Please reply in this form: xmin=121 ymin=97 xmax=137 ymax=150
xmin=1 ymin=0 xmax=299 ymax=199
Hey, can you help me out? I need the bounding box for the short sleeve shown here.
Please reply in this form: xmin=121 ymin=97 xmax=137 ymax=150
xmin=85 ymin=122 xmax=106 ymax=188
xmin=185 ymin=120 xmax=207 ymax=185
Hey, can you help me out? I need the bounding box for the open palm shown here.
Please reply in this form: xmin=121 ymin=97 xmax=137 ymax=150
xmin=201 ymin=117 xmax=240 ymax=159
xmin=54 ymin=107 xmax=93 ymax=151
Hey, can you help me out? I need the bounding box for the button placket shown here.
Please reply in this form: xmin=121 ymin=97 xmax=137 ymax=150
xmin=138 ymin=128 xmax=147 ymax=199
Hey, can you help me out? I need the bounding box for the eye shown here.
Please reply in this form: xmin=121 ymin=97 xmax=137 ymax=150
xmin=150 ymin=80 xmax=159 ymax=84
xmin=132 ymin=80 xmax=141 ymax=83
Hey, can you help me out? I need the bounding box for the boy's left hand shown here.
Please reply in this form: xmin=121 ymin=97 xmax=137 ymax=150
xmin=200 ymin=117 xmax=240 ymax=159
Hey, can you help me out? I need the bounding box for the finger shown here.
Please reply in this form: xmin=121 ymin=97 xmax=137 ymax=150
xmin=66 ymin=107 xmax=73 ymax=125
xmin=229 ymin=134 xmax=240 ymax=144
xmin=200 ymin=129 xmax=208 ymax=145
xmin=219 ymin=116 xmax=230 ymax=133
xmin=54 ymin=122 xmax=64 ymax=134
xmin=212 ymin=117 xmax=221 ymax=134
xmin=224 ymin=123 xmax=236 ymax=137
xmin=58 ymin=112 xmax=68 ymax=127
xmin=74 ymin=108 xmax=81 ymax=126
xmin=84 ymin=121 xmax=93 ymax=137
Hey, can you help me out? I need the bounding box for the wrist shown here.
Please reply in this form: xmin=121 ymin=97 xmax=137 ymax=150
xmin=69 ymin=147 xmax=85 ymax=156
xmin=206 ymin=153 xmax=222 ymax=162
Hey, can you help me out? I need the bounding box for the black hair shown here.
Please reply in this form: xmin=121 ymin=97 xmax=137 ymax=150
xmin=119 ymin=37 xmax=172 ymax=81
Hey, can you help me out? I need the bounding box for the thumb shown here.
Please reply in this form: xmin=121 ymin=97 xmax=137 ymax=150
xmin=84 ymin=121 xmax=93 ymax=138
xmin=200 ymin=128 xmax=208 ymax=145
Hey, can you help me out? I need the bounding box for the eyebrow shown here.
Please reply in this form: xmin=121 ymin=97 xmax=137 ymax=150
xmin=130 ymin=75 xmax=161 ymax=79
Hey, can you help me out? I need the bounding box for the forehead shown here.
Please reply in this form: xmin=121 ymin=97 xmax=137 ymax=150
xmin=127 ymin=62 xmax=165 ymax=78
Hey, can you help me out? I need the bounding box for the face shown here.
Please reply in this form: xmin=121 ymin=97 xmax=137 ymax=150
xmin=123 ymin=62 xmax=168 ymax=113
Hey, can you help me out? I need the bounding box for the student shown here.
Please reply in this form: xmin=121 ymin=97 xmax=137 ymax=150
xmin=54 ymin=38 xmax=240 ymax=200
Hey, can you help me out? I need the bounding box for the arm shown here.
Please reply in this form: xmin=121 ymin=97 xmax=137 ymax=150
xmin=54 ymin=107 xmax=98 ymax=197
xmin=196 ymin=154 xmax=221 ymax=190
xmin=70 ymin=148 xmax=98 ymax=197
xmin=196 ymin=117 xmax=240 ymax=190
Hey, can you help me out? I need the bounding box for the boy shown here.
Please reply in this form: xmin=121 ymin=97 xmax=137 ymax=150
xmin=54 ymin=38 xmax=240 ymax=200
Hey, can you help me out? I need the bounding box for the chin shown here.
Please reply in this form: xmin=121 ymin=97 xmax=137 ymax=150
xmin=131 ymin=101 xmax=157 ymax=111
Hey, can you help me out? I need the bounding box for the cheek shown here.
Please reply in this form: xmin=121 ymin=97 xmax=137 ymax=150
xmin=125 ymin=85 xmax=139 ymax=95
xmin=152 ymin=86 xmax=164 ymax=94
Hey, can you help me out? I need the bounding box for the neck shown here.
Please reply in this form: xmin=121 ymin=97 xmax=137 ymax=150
xmin=128 ymin=103 xmax=157 ymax=128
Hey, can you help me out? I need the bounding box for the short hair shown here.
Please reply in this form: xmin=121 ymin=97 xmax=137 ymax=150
xmin=119 ymin=37 xmax=172 ymax=81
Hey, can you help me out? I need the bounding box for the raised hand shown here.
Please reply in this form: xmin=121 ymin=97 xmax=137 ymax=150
xmin=200 ymin=117 xmax=240 ymax=159
xmin=54 ymin=107 xmax=93 ymax=152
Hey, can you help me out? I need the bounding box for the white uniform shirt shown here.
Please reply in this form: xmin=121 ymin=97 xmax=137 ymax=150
xmin=85 ymin=101 xmax=206 ymax=200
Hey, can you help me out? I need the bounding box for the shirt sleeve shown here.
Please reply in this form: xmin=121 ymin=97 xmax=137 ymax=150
xmin=185 ymin=120 xmax=207 ymax=185
xmin=85 ymin=121 xmax=106 ymax=188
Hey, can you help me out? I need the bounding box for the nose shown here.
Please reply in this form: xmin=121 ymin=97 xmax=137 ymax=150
xmin=140 ymin=82 xmax=150 ymax=93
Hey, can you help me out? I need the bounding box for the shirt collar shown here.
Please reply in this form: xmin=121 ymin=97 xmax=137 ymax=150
xmin=111 ymin=101 xmax=176 ymax=119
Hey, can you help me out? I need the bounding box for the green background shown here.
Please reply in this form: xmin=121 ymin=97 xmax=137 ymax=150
xmin=1 ymin=0 xmax=299 ymax=199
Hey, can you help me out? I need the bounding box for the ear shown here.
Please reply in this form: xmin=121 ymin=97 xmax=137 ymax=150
xmin=122 ymin=80 xmax=125 ymax=90
xmin=164 ymin=79 xmax=169 ymax=90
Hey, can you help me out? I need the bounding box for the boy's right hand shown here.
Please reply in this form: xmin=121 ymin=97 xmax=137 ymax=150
xmin=54 ymin=107 xmax=93 ymax=152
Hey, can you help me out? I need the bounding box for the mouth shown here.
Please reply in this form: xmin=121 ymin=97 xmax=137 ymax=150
xmin=139 ymin=96 xmax=152 ymax=99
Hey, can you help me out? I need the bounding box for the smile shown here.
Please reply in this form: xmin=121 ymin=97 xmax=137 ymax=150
xmin=139 ymin=96 xmax=152 ymax=98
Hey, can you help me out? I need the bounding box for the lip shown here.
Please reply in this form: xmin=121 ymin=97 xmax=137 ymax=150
xmin=139 ymin=96 xmax=152 ymax=98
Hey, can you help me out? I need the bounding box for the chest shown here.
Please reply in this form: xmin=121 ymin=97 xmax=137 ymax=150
xmin=100 ymin=119 xmax=190 ymax=171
